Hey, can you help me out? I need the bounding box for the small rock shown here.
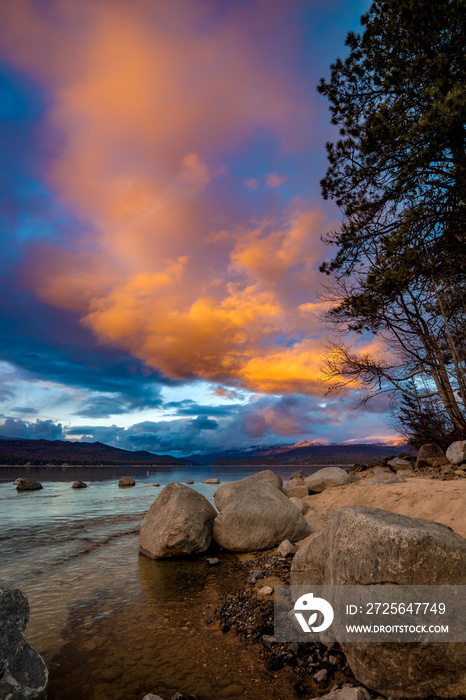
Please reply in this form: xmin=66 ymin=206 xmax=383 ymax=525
xmin=153 ymin=483 xmax=161 ymax=487
xmin=314 ymin=668 xmax=328 ymax=683
xmin=186 ymin=480 xmax=194 ymax=484
xmin=207 ymin=557 xmax=220 ymax=565
xmin=118 ymin=477 xmax=135 ymax=487
xmin=247 ymin=570 xmax=264 ymax=583
xmin=15 ymin=478 xmax=43 ymax=491
xmin=277 ymin=539 xmax=296 ymax=557
xmin=285 ymin=485 xmax=310 ymax=498
xmin=258 ymin=586 xmax=274 ymax=596
xmin=261 ymin=634 xmax=277 ymax=649
xmin=142 ymin=695 xmax=165 ymax=700
xmin=314 ymin=688 xmax=371 ymax=700
xmin=387 ymin=457 xmax=413 ymax=472
xmin=202 ymin=478 xmax=220 ymax=484
xmin=171 ymin=693 xmax=197 ymax=700
xmin=72 ymin=481 xmax=87 ymax=489
xmin=454 ymin=469 xmax=466 ymax=477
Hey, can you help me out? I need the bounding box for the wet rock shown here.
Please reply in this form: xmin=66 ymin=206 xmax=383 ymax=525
xmin=0 ymin=584 xmax=48 ymax=700
xmin=291 ymin=506 xmax=466 ymax=698
xmin=304 ymin=467 xmax=351 ymax=493
xmin=186 ymin=479 xmax=194 ymax=484
xmin=213 ymin=479 xmax=312 ymax=552
xmin=72 ymin=481 xmax=87 ymax=489
xmin=118 ymin=477 xmax=135 ymax=487
xmin=290 ymin=470 xmax=309 ymax=479
xmin=15 ymin=478 xmax=43 ymax=491
xmin=214 ymin=470 xmax=283 ymax=511
xmin=277 ymin=539 xmax=296 ymax=557
xmin=416 ymin=443 xmax=448 ymax=468
xmin=140 ymin=482 xmax=217 ymax=558
xmin=387 ymin=457 xmax=413 ymax=472
xmin=202 ymin=478 xmax=220 ymax=484
xmin=289 ymin=496 xmax=309 ymax=514
xmin=446 ymin=440 xmax=466 ymax=465
xmin=153 ymin=483 xmax=161 ymax=487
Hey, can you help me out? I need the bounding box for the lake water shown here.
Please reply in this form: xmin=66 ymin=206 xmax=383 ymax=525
xmin=0 ymin=464 xmax=334 ymax=700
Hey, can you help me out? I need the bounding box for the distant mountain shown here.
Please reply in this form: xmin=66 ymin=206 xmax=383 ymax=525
xmin=0 ymin=438 xmax=193 ymax=466
xmin=193 ymin=441 xmax=410 ymax=466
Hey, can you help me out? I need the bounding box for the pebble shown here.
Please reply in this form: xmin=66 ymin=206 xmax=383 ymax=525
xmin=247 ymin=570 xmax=264 ymax=583
xmin=258 ymin=586 xmax=274 ymax=596
xmin=207 ymin=557 xmax=220 ymax=565
xmin=314 ymin=668 xmax=328 ymax=683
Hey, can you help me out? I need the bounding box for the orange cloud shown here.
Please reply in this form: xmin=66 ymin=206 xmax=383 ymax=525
xmin=0 ymin=0 xmax=333 ymax=396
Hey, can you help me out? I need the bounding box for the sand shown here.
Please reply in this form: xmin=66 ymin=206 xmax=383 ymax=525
xmin=299 ymin=477 xmax=466 ymax=545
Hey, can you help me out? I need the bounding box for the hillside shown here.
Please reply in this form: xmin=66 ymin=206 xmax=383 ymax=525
xmin=201 ymin=441 xmax=410 ymax=466
xmin=0 ymin=438 xmax=193 ymax=466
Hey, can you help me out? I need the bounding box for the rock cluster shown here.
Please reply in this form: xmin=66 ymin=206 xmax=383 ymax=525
xmin=0 ymin=584 xmax=48 ymax=700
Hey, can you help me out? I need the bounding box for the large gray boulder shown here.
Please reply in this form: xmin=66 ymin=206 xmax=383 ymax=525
xmin=304 ymin=467 xmax=351 ymax=493
xmin=213 ymin=480 xmax=312 ymax=552
xmin=140 ymin=483 xmax=217 ymax=559
xmin=213 ymin=470 xmax=282 ymax=511
xmin=0 ymin=585 xmax=48 ymax=700
xmin=291 ymin=506 xmax=466 ymax=698
xmin=446 ymin=440 xmax=466 ymax=465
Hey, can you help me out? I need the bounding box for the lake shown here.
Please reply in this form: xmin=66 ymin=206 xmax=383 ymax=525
xmin=0 ymin=463 xmax=335 ymax=700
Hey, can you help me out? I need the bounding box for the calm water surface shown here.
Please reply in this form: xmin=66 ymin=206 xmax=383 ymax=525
xmin=0 ymin=464 xmax=328 ymax=700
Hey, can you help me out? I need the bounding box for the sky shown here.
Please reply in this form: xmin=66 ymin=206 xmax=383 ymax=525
xmin=0 ymin=0 xmax=399 ymax=457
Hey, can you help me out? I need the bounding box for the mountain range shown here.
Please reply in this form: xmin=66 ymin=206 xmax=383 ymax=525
xmin=0 ymin=437 xmax=410 ymax=467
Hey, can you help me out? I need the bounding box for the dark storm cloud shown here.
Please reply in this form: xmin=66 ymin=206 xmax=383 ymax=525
xmin=0 ymin=417 xmax=65 ymax=440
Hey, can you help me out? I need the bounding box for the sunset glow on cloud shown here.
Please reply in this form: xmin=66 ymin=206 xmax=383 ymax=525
xmin=0 ymin=0 xmax=394 ymax=453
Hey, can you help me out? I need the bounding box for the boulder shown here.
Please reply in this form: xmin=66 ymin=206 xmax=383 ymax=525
xmin=387 ymin=457 xmax=413 ymax=472
xmin=118 ymin=477 xmax=135 ymax=487
xmin=214 ymin=470 xmax=283 ymax=511
xmin=72 ymin=481 xmax=87 ymax=489
xmin=277 ymin=539 xmax=296 ymax=557
xmin=446 ymin=440 xmax=466 ymax=465
xmin=290 ymin=470 xmax=309 ymax=479
xmin=304 ymin=467 xmax=351 ymax=493
xmin=213 ymin=480 xmax=313 ymax=552
xmin=0 ymin=584 xmax=48 ymax=700
xmin=416 ymin=443 xmax=448 ymax=468
xmin=140 ymin=483 xmax=217 ymax=559
xmin=202 ymin=478 xmax=220 ymax=484
xmin=289 ymin=496 xmax=309 ymax=514
xmin=15 ymin=478 xmax=43 ymax=491
xmin=291 ymin=506 xmax=466 ymax=698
